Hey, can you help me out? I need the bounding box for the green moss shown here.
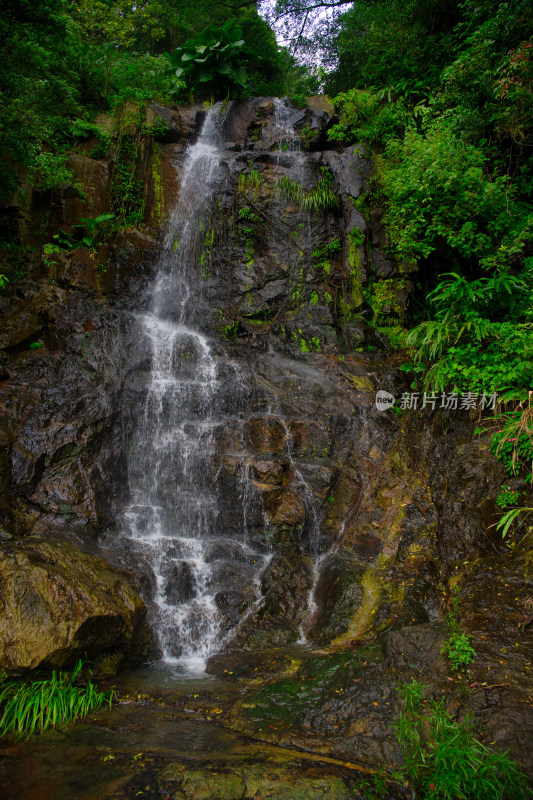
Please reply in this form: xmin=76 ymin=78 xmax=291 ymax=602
xmin=377 ymin=325 xmax=409 ymax=350
xmin=151 ymin=142 xmax=164 ymax=226
xmin=248 ymin=679 xmax=314 ymax=721
xmin=348 ymin=227 xmax=364 ymax=309
xmin=365 ymin=277 xmax=408 ymax=325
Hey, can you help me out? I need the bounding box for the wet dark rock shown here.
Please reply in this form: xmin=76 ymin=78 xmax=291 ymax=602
xmin=145 ymin=102 xmax=193 ymax=143
xmin=215 ymin=591 xmax=253 ymax=633
xmin=309 ymin=554 xmax=365 ymax=644
xmin=230 ymin=548 xmax=313 ymax=649
xmin=322 ymin=148 xmax=367 ymax=200
xmin=426 ymin=434 xmax=507 ymax=578
xmin=371 ymin=250 xmax=397 ymax=278
xmin=164 ymin=561 xmax=196 ymax=605
xmin=385 ymin=621 xmax=449 ymax=673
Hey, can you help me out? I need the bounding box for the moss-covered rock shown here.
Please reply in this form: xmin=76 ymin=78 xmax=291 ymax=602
xmin=0 ymin=537 xmax=151 ymax=671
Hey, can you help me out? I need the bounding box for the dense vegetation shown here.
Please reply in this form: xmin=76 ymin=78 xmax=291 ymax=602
xmin=0 ymin=0 xmax=282 ymax=203
xmin=322 ymin=0 xmax=533 ymax=527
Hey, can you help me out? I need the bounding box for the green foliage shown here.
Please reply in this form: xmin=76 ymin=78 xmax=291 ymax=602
xmin=441 ymin=588 xmax=475 ymax=672
xmin=378 ymin=121 xmax=532 ymax=270
xmin=496 ymin=485 xmax=524 ymax=509
xmin=311 ymin=238 xmax=341 ymax=276
xmin=0 ymin=0 xmax=283 ymax=202
xmin=238 ymin=170 xmax=261 ymax=199
xmin=238 ymin=206 xmax=260 ymax=223
xmin=106 ymin=53 xmax=185 ymax=107
xmin=278 ymin=167 xmax=339 ymax=213
xmin=378 ymin=326 xmax=409 ymax=350
xmin=324 ymin=0 xmax=533 ymax=407
xmin=496 ymin=507 xmax=533 ymax=542
xmin=43 ymin=213 xmax=116 ymax=254
xmin=328 ymin=89 xmax=417 ymax=148
xmin=444 ymin=631 xmax=476 ymax=672
xmin=489 ymin=398 xmax=533 ymax=483
xmin=325 ymin=0 xmax=459 ymax=96
xmin=405 ymin=270 xmax=532 ymax=393
xmin=365 ymin=278 xmax=408 ymax=325
xmin=31 ymin=151 xmax=75 ymax=191
xmin=169 ymin=22 xmax=250 ymax=99
xmin=394 ymin=679 xmax=531 ymax=800
xmin=29 ymin=342 xmax=43 ymax=350
xmin=0 ymin=275 xmax=9 ymax=290
xmin=75 ymin=213 xmax=116 ymax=246
xmin=0 ymin=660 xmax=113 ymax=739
xmin=110 ymin=135 xmax=145 ymax=227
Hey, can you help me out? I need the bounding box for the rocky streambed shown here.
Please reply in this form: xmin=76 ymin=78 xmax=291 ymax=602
xmin=0 ymin=97 xmax=532 ymax=796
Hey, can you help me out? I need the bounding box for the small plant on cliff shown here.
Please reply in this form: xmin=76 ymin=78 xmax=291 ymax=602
xmin=489 ymin=394 xmax=533 ymax=485
xmin=496 ymin=485 xmax=524 ymax=509
xmin=394 ymin=679 xmax=531 ymax=799
xmin=278 ymin=167 xmax=339 ymax=213
xmin=0 ymin=660 xmax=114 ymax=739
xmin=441 ymin=588 xmax=475 ymax=672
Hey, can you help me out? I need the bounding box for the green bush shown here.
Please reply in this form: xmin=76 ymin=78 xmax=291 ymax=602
xmin=378 ymin=120 xmax=531 ymax=269
xmin=405 ymin=270 xmax=532 ymax=393
xmin=328 ymin=88 xmax=414 ymax=147
xmin=0 ymin=660 xmax=114 ymax=739
xmin=394 ymin=679 xmax=531 ymax=799
xmin=169 ymin=22 xmax=250 ymax=99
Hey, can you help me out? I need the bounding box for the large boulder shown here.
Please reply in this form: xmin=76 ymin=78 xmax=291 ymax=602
xmin=0 ymin=538 xmax=151 ymax=672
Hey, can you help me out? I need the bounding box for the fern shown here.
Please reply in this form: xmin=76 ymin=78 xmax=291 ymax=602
xmin=278 ymin=167 xmax=339 ymax=213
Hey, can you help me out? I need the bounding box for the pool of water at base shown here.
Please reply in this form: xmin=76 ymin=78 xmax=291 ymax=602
xmin=0 ymin=651 xmax=377 ymax=800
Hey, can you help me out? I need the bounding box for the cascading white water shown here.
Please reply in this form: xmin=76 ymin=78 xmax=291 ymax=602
xmin=121 ymin=106 xmax=268 ymax=670
xmin=119 ymin=101 xmax=331 ymax=667
xmin=273 ymin=97 xmax=301 ymax=154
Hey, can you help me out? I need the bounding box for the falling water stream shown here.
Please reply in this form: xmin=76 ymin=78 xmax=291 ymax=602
xmin=121 ymin=106 xmax=270 ymax=670
xmin=119 ymin=100 xmax=329 ymax=670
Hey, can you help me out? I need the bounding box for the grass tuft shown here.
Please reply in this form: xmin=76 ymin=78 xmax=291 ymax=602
xmin=0 ymin=659 xmax=114 ymax=739
xmin=394 ymin=679 xmax=532 ymax=799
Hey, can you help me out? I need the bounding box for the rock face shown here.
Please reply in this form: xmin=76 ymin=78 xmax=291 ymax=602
xmin=0 ymin=538 xmax=151 ymax=672
xmin=0 ymin=97 xmax=532 ymax=776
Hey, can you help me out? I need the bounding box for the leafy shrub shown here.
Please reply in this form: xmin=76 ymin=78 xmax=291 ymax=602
xmin=489 ymin=397 xmax=533 ymax=483
xmin=31 ymin=151 xmax=74 ymax=191
xmin=443 ymin=631 xmax=476 ymax=672
xmin=394 ymin=679 xmax=531 ymax=800
xmin=328 ymin=88 xmax=413 ymax=147
xmin=107 ymin=52 xmax=185 ymax=107
xmin=0 ymin=660 xmax=113 ymax=739
xmin=169 ymin=22 xmax=250 ymax=99
xmin=406 ymin=272 xmax=533 ymax=393
xmin=497 ymin=485 xmax=524 ymax=509
xmin=379 ymin=120 xmax=531 ymax=270
xmin=497 ymin=507 xmax=533 ymax=542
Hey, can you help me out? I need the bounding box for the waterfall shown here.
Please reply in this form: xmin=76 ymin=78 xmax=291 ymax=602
xmin=121 ymin=105 xmax=267 ymax=670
